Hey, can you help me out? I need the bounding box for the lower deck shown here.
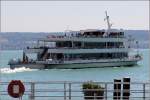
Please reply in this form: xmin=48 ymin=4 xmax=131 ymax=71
xmin=9 ymin=57 xmax=140 ymax=69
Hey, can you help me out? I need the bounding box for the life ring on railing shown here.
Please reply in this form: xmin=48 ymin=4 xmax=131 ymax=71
xmin=7 ymin=80 xmax=25 ymax=98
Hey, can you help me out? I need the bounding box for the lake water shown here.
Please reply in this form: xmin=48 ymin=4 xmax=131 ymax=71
xmin=0 ymin=49 xmax=149 ymax=100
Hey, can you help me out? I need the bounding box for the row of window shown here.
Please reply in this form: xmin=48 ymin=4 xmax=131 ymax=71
xmin=40 ymin=53 xmax=128 ymax=60
xmin=56 ymin=42 xmax=124 ymax=48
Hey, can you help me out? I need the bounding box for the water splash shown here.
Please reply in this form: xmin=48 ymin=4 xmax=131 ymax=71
xmin=0 ymin=67 xmax=37 ymax=74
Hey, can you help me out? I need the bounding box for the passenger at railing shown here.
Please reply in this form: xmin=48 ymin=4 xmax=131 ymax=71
xmin=27 ymin=46 xmax=29 ymax=49
xmin=64 ymin=33 xmax=66 ymax=37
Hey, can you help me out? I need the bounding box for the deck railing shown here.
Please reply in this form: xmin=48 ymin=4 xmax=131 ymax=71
xmin=0 ymin=81 xmax=150 ymax=100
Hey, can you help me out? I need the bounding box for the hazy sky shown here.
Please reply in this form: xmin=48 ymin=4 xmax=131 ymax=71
xmin=1 ymin=1 xmax=149 ymax=32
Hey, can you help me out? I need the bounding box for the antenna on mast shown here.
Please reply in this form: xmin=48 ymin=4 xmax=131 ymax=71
xmin=65 ymin=25 xmax=70 ymax=32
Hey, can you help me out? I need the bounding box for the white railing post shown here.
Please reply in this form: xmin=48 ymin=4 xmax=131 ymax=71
xmin=30 ymin=82 xmax=35 ymax=100
xmin=143 ymin=83 xmax=146 ymax=100
xmin=105 ymin=83 xmax=107 ymax=100
xmin=94 ymin=92 xmax=96 ymax=100
xmin=69 ymin=83 xmax=71 ymax=100
xmin=64 ymin=82 xmax=66 ymax=100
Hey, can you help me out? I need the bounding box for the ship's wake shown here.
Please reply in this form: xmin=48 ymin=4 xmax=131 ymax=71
xmin=0 ymin=67 xmax=37 ymax=74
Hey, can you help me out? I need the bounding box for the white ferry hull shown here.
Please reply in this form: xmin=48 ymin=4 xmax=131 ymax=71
xmin=10 ymin=64 xmax=45 ymax=69
xmin=9 ymin=60 xmax=139 ymax=69
xmin=50 ymin=61 xmax=138 ymax=69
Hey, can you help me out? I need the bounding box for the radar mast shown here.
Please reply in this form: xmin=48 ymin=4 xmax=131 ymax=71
xmin=104 ymin=11 xmax=112 ymax=35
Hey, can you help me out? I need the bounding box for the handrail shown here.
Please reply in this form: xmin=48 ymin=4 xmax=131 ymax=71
xmin=0 ymin=81 xmax=150 ymax=100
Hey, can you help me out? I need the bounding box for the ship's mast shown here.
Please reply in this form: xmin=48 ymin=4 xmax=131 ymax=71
xmin=104 ymin=11 xmax=112 ymax=35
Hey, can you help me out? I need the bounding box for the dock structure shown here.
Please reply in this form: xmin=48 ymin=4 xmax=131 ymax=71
xmin=0 ymin=81 xmax=150 ymax=100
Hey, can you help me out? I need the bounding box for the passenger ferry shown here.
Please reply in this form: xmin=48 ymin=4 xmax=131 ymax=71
xmin=8 ymin=12 xmax=142 ymax=69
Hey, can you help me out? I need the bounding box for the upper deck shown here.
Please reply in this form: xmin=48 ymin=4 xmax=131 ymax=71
xmin=38 ymin=29 xmax=125 ymax=43
xmin=38 ymin=36 xmax=126 ymax=43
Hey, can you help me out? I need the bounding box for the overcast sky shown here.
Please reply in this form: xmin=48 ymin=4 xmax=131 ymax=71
xmin=1 ymin=1 xmax=149 ymax=32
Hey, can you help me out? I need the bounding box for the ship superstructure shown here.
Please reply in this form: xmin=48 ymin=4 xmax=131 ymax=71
xmin=8 ymin=12 xmax=141 ymax=69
